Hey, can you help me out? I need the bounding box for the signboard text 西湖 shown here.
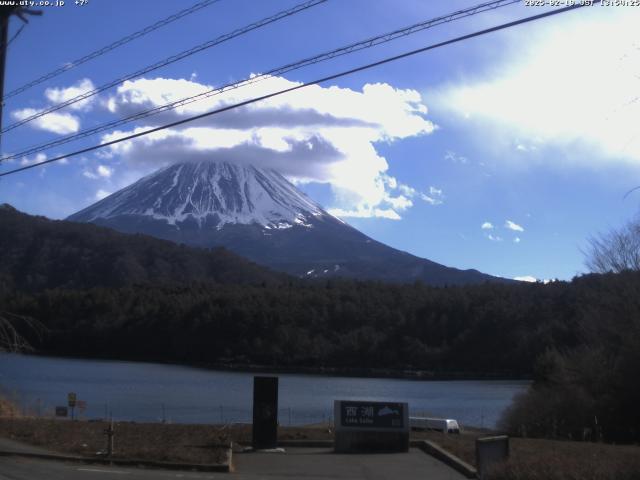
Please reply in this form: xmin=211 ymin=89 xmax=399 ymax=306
xmin=340 ymin=401 xmax=405 ymax=428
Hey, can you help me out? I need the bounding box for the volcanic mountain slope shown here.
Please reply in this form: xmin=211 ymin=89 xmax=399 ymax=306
xmin=68 ymin=160 xmax=505 ymax=285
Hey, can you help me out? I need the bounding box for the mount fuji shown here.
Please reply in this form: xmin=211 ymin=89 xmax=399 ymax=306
xmin=68 ymin=160 xmax=504 ymax=285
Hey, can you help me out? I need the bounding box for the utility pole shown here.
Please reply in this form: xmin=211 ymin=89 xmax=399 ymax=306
xmin=0 ymin=6 xmax=41 ymax=150
xmin=0 ymin=7 xmax=15 ymax=135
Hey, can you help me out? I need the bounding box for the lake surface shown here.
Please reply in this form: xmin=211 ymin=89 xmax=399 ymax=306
xmin=0 ymin=353 xmax=529 ymax=428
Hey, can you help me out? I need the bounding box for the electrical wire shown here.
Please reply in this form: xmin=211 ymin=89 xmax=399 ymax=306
xmin=5 ymin=24 xmax=25 ymax=50
xmin=2 ymin=0 xmax=223 ymax=101
xmin=0 ymin=0 xmax=327 ymax=134
xmin=0 ymin=1 xmax=598 ymax=178
xmin=2 ymin=0 xmax=520 ymax=163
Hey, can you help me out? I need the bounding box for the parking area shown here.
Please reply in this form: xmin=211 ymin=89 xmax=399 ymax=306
xmin=232 ymin=447 xmax=467 ymax=479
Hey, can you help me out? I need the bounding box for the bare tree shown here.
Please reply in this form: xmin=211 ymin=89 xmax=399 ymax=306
xmin=585 ymin=217 xmax=640 ymax=273
xmin=0 ymin=312 xmax=44 ymax=352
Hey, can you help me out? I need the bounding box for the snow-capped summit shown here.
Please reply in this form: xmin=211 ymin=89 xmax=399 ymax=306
xmin=68 ymin=159 xmax=506 ymax=285
xmin=70 ymin=160 xmax=325 ymax=230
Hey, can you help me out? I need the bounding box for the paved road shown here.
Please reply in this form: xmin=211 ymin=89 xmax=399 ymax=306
xmin=0 ymin=456 xmax=221 ymax=480
xmin=0 ymin=450 xmax=466 ymax=480
xmin=0 ymin=437 xmax=56 ymax=455
xmin=0 ymin=438 xmax=222 ymax=480
xmin=233 ymin=447 xmax=466 ymax=480
xmin=0 ymin=449 xmax=466 ymax=480
xmin=0 ymin=440 xmax=466 ymax=480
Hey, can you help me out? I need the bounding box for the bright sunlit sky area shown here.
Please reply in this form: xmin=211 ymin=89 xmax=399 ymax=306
xmin=1 ymin=0 xmax=639 ymax=282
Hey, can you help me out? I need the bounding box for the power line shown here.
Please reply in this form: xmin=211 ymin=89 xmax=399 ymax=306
xmin=2 ymin=0 xmax=520 ymax=163
xmin=623 ymin=185 xmax=640 ymax=200
xmin=1 ymin=0 xmax=223 ymax=102
xmin=0 ymin=1 xmax=598 ymax=179
xmin=5 ymin=24 xmax=24 ymax=49
xmin=0 ymin=0 xmax=327 ymax=134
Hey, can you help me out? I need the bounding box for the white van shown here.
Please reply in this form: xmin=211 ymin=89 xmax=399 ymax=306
xmin=409 ymin=417 xmax=460 ymax=434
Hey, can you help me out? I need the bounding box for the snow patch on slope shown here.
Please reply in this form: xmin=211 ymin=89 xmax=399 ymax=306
xmin=69 ymin=160 xmax=328 ymax=230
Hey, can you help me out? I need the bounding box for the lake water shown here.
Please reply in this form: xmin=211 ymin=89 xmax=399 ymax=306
xmin=0 ymin=353 xmax=529 ymax=428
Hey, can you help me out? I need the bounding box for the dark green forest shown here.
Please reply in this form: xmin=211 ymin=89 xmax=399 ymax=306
xmin=0 ymin=204 xmax=284 ymax=292
xmin=2 ymin=204 xmax=640 ymax=442
xmin=3 ymin=278 xmax=576 ymax=374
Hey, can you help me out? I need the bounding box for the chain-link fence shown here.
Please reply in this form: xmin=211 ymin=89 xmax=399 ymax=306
xmin=3 ymin=394 xmax=502 ymax=428
xmin=5 ymin=394 xmax=336 ymax=426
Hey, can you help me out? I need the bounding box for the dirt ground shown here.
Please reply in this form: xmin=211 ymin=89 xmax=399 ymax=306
xmin=1 ymin=417 xmax=640 ymax=477
xmin=0 ymin=417 xmax=341 ymax=465
xmin=412 ymin=428 xmax=640 ymax=480
xmin=0 ymin=417 xmax=424 ymax=465
xmin=0 ymin=417 xmax=229 ymax=464
xmin=0 ymin=399 xmax=19 ymax=417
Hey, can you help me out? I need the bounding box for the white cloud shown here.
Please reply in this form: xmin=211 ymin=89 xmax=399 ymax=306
xmin=487 ymin=234 xmax=502 ymax=242
xmin=12 ymin=108 xmax=80 ymax=134
xmin=385 ymin=195 xmax=413 ymax=211
xmin=444 ymin=150 xmax=468 ymax=164
xmin=515 ymin=275 xmax=553 ymax=284
xmin=20 ymin=153 xmax=48 ymax=166
xmin=103 ymin=75 xmax=436 ymax=218
xmin=505 ymin=220 xmax=524 ymax=232
xmin=45 ymin=78 xmax=96 ymax=111
xmin=379 ymin=178 xmax=443 ymax=209
xmin=514 ymin=237 xmax=521 ymax=244
xmin=328 ymin=207 xmax=402 ymax=220
xmin=83 ymin=164 xmax=113 ymax=180
xmin=97 ymin=165 xmax=113 ymax=178
xmin=420 ymin=186 xmax=444 ymax=205
xmin=436 ymin=9 xmax=640 ymax=165
xmin=95 ymin=189 xmax=111 ymax=200
xmin=10 ymin=78 xmax=94 ymax=134
xmin=16 ymin=153 xmax=67 ymax=168
xmin=481 ymin=222 xmax=493 ymax=230
xmin=514 ymin=275 xmax=537 ymax=282
xmin=515 ymin=143 xmax=537 ymax=152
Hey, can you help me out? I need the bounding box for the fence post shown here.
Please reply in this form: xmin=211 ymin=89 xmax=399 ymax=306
xmin=105 ymin=420 xmax=115 ymax=458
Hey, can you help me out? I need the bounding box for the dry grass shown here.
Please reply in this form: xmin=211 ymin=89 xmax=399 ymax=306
xmin=227 ymin=422 xmax=335 ymax=444
xmin=0 ymin=396 xmax=19 ymax=417
xmin=408 ymin=428 xmax=640 ymax=480
xmin=0 ymin=418 xmax=229 ymax=464
xmin=2 ymin=417 xmax=639 ymax=478
xmin=487 ymin=439 xmax=640 ymax=480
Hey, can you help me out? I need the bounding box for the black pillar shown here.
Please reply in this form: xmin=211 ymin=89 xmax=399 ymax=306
xmin=252 ymin=376 xmax=278 ymax=449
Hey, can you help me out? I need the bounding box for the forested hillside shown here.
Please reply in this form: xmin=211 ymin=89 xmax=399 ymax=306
xmin=0 ymin=204 xmax=283 ymax=291
xmin=3 ymin=272 xmax=637 ymax=378
xmin=3 ymin=204 xmax=640 ymax=441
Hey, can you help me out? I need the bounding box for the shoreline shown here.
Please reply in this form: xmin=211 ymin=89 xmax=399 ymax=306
xmin=17 ymin=351 xmax=531 ymax=382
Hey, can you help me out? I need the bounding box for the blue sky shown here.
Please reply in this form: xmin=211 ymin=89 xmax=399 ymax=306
xmin=1 ymin=0 xmax=639 ymax=281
